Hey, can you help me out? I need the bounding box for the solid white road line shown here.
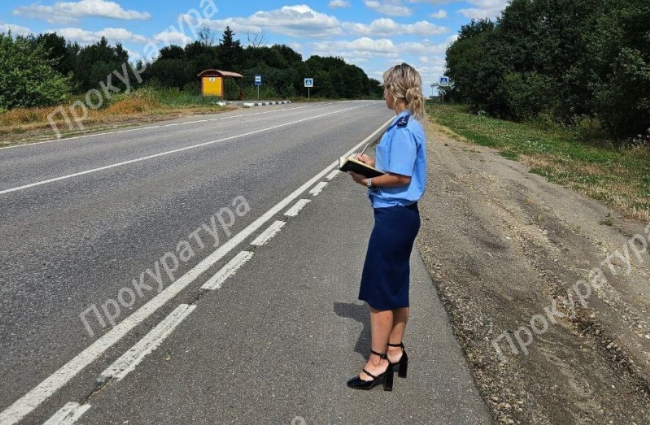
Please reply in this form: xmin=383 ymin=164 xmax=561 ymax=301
xmin=326 ymin=170 xmax=340 ymax=180
xmin=0 ymin=103 xmax=324 ymax=151
xmin=42 ymin=402 xmax=90 ymax=425
xmin=309 ymin=182 xmax=328 ymax=197
xmin=284 ymin=199 xmax=311 ymax=217
xmin=100 ymin=304 xmax=196 ymax=382
xmin=201 ymin=251 xmax=254 ymax=291
xmin=0 ymin=104 xmax=367 ymax=195
xmin=251 ymin=221 xmax=286 ymax=246
xmin=0 ymin=116 xmax=392 ymax=425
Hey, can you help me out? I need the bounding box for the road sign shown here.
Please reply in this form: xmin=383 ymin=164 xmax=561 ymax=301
xmin=254 ymin=75 xmax=262 ymax=86
xmin=304 ymin=78 xmax=314 ymax=88
xmin=439 ymin=76 xmax=450 ymax=87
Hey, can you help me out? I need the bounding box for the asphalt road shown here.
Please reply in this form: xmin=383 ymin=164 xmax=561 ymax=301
xmin=0 ymin=101 xmax=491 ymax=424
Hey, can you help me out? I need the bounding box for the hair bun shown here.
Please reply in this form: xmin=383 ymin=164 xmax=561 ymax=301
xmin=406 ymin=86 xmax=421 ymax=102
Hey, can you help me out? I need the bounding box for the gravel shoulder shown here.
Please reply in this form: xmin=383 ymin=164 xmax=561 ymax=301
xmin=416 ymin=120 xmax=650 ymax=424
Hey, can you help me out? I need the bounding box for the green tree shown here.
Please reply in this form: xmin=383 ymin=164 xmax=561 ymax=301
xmin=0 ymin=32 xmax=70 ymax=109
xmin=74 ymin=37 xmax=129 ymax=91
xmin=444 ymin=0 xmax=649 ymax=140
xmin=217 ymin=26 xmax=243 ymax=71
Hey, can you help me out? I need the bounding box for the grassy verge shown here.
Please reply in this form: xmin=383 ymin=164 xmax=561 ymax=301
xmin=428 ymin=103 xmax=650 ymax=221
xmin=0 ymin=87 xmax=233 ymax=147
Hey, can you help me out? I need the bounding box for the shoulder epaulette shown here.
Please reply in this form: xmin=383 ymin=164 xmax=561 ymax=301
xmin=396 ymin=115 xmax=409 ymax=127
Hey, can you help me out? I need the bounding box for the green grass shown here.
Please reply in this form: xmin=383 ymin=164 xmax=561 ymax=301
xmin=427 ymin=102 xmax=650 ymax=221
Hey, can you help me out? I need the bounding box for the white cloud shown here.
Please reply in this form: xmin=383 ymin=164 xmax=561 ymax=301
xmin=459 ymin=0 xmax=509 ymax=19
xmin=153 ymin=30 xmax=193 ymax=47
xmin=50 ymin=27 xmax=149 ymax=44
xmin=407 ymin=0 xmax=509 ymax=19
xmin=184 ymin=5 xmax=342 ymax=39
xmin=430 ymin=9 xmax=448 ymax=18
xmin=407 ymin=0 xmax=451 ymax=3
xmin=312 ymin=36 xmax=452 ymax=58
xmin=0 ymin=23 xmax=32 ymax=36
xmin=343 ymin=18 xmax=448 ymax=37
xmin=364 ymin=0 xmax=412 ymax=17
xmin=329 ymin=0 xmax=351 ymax=8
xmin=14 ymin=0 xmax=151 ymax=25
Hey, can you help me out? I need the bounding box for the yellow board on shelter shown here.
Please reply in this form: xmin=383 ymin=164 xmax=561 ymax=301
xmin=202 ymin=76 xmax=223 ymax=96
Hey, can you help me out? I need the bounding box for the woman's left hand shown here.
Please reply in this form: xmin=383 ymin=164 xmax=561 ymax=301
xmin=348 ymin=171 xmax=367 ymax=186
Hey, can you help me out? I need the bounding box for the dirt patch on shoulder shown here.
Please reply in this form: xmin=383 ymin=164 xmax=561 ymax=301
xmin=417 ymin=120 xmax=650 ymax=424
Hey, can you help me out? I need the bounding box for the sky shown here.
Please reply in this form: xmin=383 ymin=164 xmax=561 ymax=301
xmin=0 ymin=0 xmax=510 ymax=95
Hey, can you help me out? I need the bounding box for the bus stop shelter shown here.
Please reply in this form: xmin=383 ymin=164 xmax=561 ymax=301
xmin=198 ymin=69 xmax=244 ymax=99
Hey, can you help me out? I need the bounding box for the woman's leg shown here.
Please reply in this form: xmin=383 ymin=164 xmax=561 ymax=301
xmin=387 ymin=307 xmax=409 ymax=363
xmin=359 ymin=307 xmax=392 ymax=379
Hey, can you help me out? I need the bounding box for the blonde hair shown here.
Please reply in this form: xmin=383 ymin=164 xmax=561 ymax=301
xmin=383 ymin=63 xmax=425 ymax=120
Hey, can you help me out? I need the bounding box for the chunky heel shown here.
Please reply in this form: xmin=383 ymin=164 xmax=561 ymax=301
xmin=388 ymin=342 xmax=409 ymax=379
xmin=398 ymin=353 xmax=408 ymax=378
xmin=383 ymin=363 xmax=394 ymax=391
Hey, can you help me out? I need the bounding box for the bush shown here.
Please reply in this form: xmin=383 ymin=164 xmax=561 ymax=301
xmin=244 ymin=85 xmax=279 ymax=100
xmin=224 ymin=78 xmax=240 ymax=100
xmin=182 ymin=81 xmax=201 ymax=95
xmin=0 ymin=33 xmax=71 ymax=109
xmin=571 ymin=116 xmax=607 ymax=143
xmin=503 ymin=72 xmax=555 ymax=121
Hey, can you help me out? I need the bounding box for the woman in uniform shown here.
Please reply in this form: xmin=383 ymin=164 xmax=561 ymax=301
xmin=346 ymin=63 xmax=427 ymax=391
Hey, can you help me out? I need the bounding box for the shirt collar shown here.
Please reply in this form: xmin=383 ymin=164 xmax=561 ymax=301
xmin=389 ymin=109 xmax=410 ymax=128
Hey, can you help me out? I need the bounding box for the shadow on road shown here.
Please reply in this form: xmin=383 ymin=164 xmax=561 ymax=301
xmin=333 ymin=301 xmax=370 ymax=357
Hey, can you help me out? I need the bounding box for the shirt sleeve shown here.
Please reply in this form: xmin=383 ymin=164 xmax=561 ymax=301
xmin=384 ymin=128 xmax=417 ymax=177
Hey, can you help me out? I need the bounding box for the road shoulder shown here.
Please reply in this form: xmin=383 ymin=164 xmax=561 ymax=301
xmin=417 ymin=119 xmax=650 ymax=424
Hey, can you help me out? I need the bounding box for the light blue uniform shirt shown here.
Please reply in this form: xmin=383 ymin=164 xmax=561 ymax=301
xmin=368 ymin=110 xmax=427 ymax=208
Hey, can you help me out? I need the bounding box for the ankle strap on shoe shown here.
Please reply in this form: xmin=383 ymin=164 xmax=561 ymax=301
xmin=370 ymin=349 xmax=388 ymax=359
xmin=388 ymin=342 xmax=404 ymax=348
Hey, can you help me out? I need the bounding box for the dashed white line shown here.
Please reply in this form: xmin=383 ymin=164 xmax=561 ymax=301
xmin=42 ymin=402 xmax=90 ymax=425
xmin=0 ymin=115 xmax=392 ymax=425
xmin=201 ymin=251 xmax=254 ymax=290
xmin=309 ymin=182 xmax=328 ymax=196
xmin=326 ymin=170 xmax=340 ymax=180
xmin=284 ymin=199 xmax=311 ymax=217
xmin=100 ymin=304 xmax=196 ymax=382
xmin=251 ymin=221 xmax=286 ymax=246
xmin=0 ymin=104 xmax=366 ymax=195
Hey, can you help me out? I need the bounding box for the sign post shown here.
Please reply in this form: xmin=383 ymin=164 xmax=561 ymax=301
xmin=438 ymin=76 xmax=450 ymax=103
xmin=254 ymin=75 xmax=262 ymax=100
xmin=304 ymin=78 xmax=314 ymax=100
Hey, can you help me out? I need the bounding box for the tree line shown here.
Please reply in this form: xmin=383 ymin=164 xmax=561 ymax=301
xmin=0 ymin=27 xmax=383 ymax=110
xmin=444 ymin=0 xmax=650 ymax=141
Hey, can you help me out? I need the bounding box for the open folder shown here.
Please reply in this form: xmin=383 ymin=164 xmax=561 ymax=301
xmin=338 ymin=156 xmax=385 ymax=178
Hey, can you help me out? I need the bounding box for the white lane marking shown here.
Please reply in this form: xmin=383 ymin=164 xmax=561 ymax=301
xmin=0 ymin=116 xmax=392 ymax=425
xmin=326 ymin=170 xmax=340 ymax=180
xmin=42 ymin=402 xmax=90 ymax=425
xmin=309 ymin=182 xmax=328 ymax=197
xmin=251 ymin=221 xmax=286 ymax=246
xmin=0 ymin=104 xmax=367 ymax=195
xmin=100 ymin=304 xmax=196 ymax=382
xmin=284 ymin=199 xmax=311 ymax=217
xmin=201 ymin=251 xmax=254 ymax=290
xmin=0 ymin=103 xmax=326 ymax=151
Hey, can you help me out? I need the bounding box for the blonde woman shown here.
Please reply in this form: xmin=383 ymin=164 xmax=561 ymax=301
xmin=347 ymin=63 xmax=427 ymax=391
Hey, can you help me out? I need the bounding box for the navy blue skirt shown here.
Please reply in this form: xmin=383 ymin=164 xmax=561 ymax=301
xmin=359 ymin=203 xmax=421 ymax=310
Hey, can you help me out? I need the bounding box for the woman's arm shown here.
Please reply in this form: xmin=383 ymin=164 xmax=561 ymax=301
xmin=348 ymin=171 xmax=411 ymax=187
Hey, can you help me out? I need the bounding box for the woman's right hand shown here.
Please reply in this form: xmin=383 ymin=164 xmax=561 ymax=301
xmin=355 ymin=153 xmax=375 ymax=167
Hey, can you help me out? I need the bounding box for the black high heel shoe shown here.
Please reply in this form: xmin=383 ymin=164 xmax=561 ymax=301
xmin=388 ymin=342 xmax=408 ymax=378
xmin=347 ymin=350 xmax=394 ymax=391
